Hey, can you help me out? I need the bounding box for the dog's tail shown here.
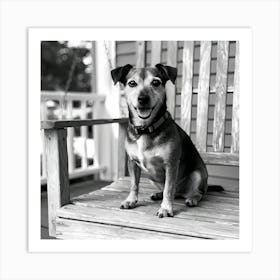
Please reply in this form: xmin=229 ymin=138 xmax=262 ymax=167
xmin=208 ymin=185 xmax=224 ymax=192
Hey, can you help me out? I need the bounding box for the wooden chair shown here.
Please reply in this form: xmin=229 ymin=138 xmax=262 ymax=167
xmin=41 ymin=41 xmax=239 ymax=239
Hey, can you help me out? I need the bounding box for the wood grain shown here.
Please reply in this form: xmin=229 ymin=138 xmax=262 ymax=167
xmin=213 ymin=41 xmax=229 ymax=152
xmin=231 ymin=41 xmax=240 ymax=154
xmin=41 ymin=118 xmax=128 ymax=129
xmin=151 ymin=41 xmax=161 ymax=65
xmin=181 ymin=41 xmax=194 ymax=135
xmin=48 ymin=174 xmax=239 ymax=239
xmin=166 ymin=41 xmax=177 ymax=118
xmin=200 ymin=152 xmax=239 ymax=166
xmin=72 ymin=188 xmax=239 ymax=222
xmin=62 ymin=176 xmax=240 ymax=239
xmin=44 ymin=129 xmax=70 ymax=237
xmin=56 ymin=217 xmax=194 ymax=240
xmin=58 ymin=203 xmax=238 ymax=239
xmin=196 ymin=41 xmax=211 ymax=151
xmin=136 ymin=41 xmax=145 ymax=68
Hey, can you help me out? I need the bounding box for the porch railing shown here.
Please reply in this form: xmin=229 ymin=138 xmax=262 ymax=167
xmin=40 ymin=91 xmax=106 ymax=184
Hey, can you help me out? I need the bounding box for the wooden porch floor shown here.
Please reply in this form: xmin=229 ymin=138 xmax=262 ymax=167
xmin=55 ymin=177 xmax=239 ymax=240
xmin=41 ymin=179 xmax=111 ymax=239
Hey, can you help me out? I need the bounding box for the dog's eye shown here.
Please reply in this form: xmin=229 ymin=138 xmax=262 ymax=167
xmin=151 ymin=79 xmax=161 ymax=87
xmin=128 ymin=80 xmax=137 ymax=87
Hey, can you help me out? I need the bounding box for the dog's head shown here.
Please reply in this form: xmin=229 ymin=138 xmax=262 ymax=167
xmin=111 ymin=64 xmax=177 ymax=126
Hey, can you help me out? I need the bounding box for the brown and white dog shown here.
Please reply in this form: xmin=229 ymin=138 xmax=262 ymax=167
xmin=111 ymin=64 xmax=223 ymax=218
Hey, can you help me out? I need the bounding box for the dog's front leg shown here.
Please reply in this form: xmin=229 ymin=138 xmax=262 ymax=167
xmin=156 ymin=163 xmax=179 ymax=218
xmin=120 ymin=158 xmax=141 ymax=209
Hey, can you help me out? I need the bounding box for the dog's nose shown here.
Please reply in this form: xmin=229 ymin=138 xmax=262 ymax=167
xmin=138 ymin=95 xmax=150 ymax=105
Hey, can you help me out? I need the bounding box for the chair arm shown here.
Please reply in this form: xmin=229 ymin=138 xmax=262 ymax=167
xmin=42 ymin=117 xmax=129 ymax=237
xmin=41 ymin=118 xmax=128 ymax=130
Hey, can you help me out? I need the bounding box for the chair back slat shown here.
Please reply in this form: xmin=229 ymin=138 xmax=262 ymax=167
xmin=136 ymin=41 xmax=145 ymax=68
xmin=231 ymin=41 xmax=240 ymax=153
xmin=131 ymin=40 xmax=239 ymax=166
xmin=196 ymin=41 xmax=212 ymax=152
xmin=181 ymin=41 xmax=194 ymax=135
xmin=81 ymin=101 xmax=88 ymax=169
xmin=213 ymin=41 xmax=229 ymax=152
xmin=166 ymin=41 xmax=178 ymax=118
xmin=151 ymin=41 xmax=161 ymax=65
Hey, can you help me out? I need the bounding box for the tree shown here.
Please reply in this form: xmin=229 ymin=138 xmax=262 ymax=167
xmin=41 ymin=41 xmax=91 ymax=92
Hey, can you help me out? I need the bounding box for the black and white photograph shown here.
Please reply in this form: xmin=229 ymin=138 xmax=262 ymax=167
xmin=40 ymin=39 xmax=240 ymax=241
xmin=1 ymin=1 xmax=280 ymax=279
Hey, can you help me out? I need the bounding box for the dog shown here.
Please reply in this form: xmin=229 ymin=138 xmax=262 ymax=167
xmin=111 ymin=64 xmax=223 ymax=218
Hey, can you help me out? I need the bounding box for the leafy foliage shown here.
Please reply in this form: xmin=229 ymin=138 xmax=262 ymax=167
xmin=41 ymin=41 xmax=91 ymax=92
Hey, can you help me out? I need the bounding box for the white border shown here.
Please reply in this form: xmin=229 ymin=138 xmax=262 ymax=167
xmin=28 ymin=27 xmax=252 ymax=253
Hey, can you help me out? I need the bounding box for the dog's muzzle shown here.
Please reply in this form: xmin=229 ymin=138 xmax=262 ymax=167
xmin=134 ymin=105 xmax=155 ymax=119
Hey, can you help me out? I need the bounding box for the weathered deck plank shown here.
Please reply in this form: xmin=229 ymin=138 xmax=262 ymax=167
xmin=56 ymin=177 xmax=239 ymax=240
xmin=58 ymin=205 xmax=238 ymax=239
xmin=56 ymin=217 xmax=196 ymax=240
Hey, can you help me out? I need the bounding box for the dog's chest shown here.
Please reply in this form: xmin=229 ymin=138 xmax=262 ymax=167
xmin=125 ymin=136 xmax=165 ymax=173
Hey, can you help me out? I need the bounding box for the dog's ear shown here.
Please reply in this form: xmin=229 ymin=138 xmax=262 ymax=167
xmin=155 ymin=64 xmax=177 ymax=84
xmin=111 ymin=64 xmax=133 ymax=85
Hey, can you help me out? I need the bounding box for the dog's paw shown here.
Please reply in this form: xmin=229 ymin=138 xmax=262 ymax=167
xmin=185 ymin=197 xmax=198 ymax=207
xmin=156 ymin=207 xmax=174 ymax=218
xmin=150 ymin=192 xmax=163 ymax=201
xmin=120 ymin=199 xmax=137 ymax=209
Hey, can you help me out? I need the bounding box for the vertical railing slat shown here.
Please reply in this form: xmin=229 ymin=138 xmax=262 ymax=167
xmin=136 ymin=41 xmax=145 ymax=68
xmin=81 ymin=100 xmax=88 ymax=168
xmin=91 ymin=41 xmax=101 ymax=178
xmin=166 ymin=41 xmax=177 ymax=118
xmin=196 ymin=41 xmax=211 ymax=151
xmin=92 ymin=100 xmax=100 ymax=169
xmin=181 ymin=41 xmax=194 ymax=135
xmin=151 ymin=41 xmax=161 ymax=65
xmin=58 ymin=98 xmax=63 ymax=119
xmin=231 ymin=41 xmax=240 ymax=153
xmin=118 ymin=122 xmax=128 ymax=178
xmin=213 ymin=41 xmax=229 ymax=152
xmin=67 ymin=100 xmax=75 ymax=172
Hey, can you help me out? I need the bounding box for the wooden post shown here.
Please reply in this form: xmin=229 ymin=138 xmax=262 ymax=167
xmin=117 ymin=122 xmax=128 ymax=178
xmin=44 ymin=128 xmax=70 ymax=237
xmin=40 ymin=101 xmax=47 ymax=178
xmin=91 ymin=41 xmax=101 ymax=179
xmin=95 ymin=41 xmax=118 ymax=180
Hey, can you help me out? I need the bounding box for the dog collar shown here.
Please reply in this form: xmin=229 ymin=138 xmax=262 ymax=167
xmin=130 ymin=111 xmax=170 ymax=135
